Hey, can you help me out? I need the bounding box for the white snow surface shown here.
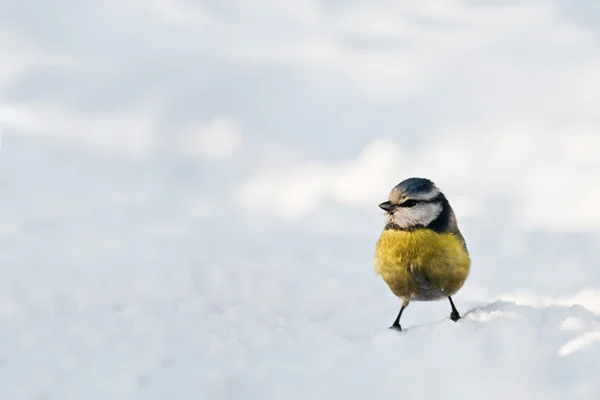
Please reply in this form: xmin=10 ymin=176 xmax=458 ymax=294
xmin=2 ymin=138 xmax=600 ymax=400
xmin=2 ymin=1 xmax=600 ymax=399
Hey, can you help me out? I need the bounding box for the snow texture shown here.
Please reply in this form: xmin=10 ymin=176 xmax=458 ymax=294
xmin=2 ymin=1 xmax=600 ymax=399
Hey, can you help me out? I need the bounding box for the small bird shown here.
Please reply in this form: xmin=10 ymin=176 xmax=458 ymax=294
xmin=374 ymin=177 xmax=471 ymax=331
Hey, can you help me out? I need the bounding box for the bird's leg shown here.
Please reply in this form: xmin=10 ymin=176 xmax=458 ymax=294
xmin=389 ymin=299 xmax=409 ymax=331
xmin=448 ymin=296 xmax=460 ymax=322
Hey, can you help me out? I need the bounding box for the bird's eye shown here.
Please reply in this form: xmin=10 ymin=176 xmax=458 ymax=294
xmin=401 ymin=199 xmax=418 ymax=208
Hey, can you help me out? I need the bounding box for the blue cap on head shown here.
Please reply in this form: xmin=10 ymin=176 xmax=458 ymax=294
xmin=395 ymin=177 xmax=436 ymax=195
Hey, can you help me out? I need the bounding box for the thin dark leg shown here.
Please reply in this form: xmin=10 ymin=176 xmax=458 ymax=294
xmin=389 ymin=302 xmax=408 ymax=331
xmin=448 ymin=296 xmax=460 ymax=322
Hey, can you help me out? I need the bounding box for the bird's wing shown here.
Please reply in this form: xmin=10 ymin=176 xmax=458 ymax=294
xmin=447 ymin=209 xmax=468 ymax=253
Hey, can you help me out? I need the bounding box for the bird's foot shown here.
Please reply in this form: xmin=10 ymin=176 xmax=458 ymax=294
xmin=389 ymin=324 xmax=402 ymax=331
xmin=450 ymin=310 xmax=461 ymax=322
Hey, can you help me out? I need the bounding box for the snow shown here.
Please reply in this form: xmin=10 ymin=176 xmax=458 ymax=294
xmin=2 ymin=136 xmax=600 ymax=399
xmin=2 ymin=1 xmax=600 ymax=399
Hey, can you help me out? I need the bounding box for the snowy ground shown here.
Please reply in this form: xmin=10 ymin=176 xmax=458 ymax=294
xmin=2 ymin=1 xmax=600 ymax=399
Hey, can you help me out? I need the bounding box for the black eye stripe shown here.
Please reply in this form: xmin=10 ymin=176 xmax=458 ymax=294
xmin=398 ymin=194 xmax=443 ymax=207
xmin=400 ymin=199 xmax=418 ymax=207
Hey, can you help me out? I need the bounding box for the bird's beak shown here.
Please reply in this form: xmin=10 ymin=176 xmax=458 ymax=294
xmin=379 ymin=201 xmax=394 ymax=212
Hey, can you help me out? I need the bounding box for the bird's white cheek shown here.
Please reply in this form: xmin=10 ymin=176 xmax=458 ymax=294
xmin=416 ymin=203 xmax=443 ymax=225
xmin=389 ymin=210 xmax=414 ymax=227
xmin=390 ymin=203 xmax=442 ymax=228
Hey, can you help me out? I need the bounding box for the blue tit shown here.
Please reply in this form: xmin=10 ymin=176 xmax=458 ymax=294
xmin=374 ymin=177 xmax=471 ymax=331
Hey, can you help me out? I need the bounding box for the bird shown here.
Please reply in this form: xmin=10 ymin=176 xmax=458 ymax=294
xmin=373 ymin=177 xmax=471 ymax=331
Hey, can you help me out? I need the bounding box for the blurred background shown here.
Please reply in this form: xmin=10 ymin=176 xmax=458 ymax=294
xmin=1 ymin=0 xmax=600 ymax=398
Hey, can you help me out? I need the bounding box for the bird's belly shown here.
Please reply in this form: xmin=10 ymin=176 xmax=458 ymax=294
xmin=374 ymin=229 xmax=471 ymax=301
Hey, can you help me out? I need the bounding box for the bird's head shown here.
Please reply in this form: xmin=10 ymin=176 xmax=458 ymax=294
xmin=379 ymin=177 xmax=448 ymax=230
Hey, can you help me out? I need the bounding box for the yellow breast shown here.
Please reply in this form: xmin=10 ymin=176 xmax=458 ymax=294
xmin=374 ymin=229 xmax=471 ymax=301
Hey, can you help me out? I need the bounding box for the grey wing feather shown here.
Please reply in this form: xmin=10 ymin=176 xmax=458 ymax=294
xmin=447 ymin=209 xmax=468 ymax=253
